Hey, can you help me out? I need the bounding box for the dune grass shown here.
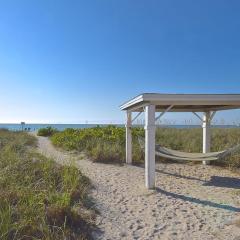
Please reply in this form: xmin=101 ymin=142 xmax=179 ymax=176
xmin=50 ymin=126 xmax=240 ymax=168
xmin=155 ymin=127 xmax=240 ymax=168
xmin=51 ymin=126 xmax=144 ymax=164
xmin=37 ymin=126 xmax=58 ymax=137
xmin=0 ymin=129 xmax=94 ymax=240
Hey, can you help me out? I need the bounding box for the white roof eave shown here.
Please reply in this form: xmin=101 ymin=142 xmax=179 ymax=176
xmin=120 ymin=93 xmax=240 ymax=112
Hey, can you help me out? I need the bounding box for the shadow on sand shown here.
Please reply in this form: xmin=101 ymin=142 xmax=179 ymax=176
xmin=136 ymin=164 xmax=240 ymax=189
xmin=156 ymin=169 xmax=240 ymax=189
xmin=135 ymin=165 xmax=240 ymax=212
xmin=136 ymin=164 xmax=207 ymax=182
xmin=155 ymin=168 xmax=206 ymax=182
xmin=155 ymin=187 xmax=240 ymax=212
xmin=156 ymin=169 xmax=240 ymax=211
xmin=203 ymin=176 xmax=240 ymax=189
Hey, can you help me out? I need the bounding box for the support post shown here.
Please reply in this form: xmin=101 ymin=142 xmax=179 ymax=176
xmin=145 ymin=105 xmax=156 ymax=189
xmin=126 ymin=111 xmax=132 ymax=164
xmin=202 ymin=111 xmax=211 ymax=165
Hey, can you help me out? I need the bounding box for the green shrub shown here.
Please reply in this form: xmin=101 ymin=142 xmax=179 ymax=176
xmin=0 ymin=130 xmax=93 ymax=239
xmin=51 ymin=125 xmax=144 ymax=164
xmin=51 ymin=126 xmax=240 ymax=168
xmin=157 ymin=127 xmax=240 ymax=168
xmin=37 ymin=126 xmax=58 ymax=137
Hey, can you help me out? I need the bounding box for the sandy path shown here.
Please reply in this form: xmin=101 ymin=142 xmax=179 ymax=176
xmin=35 ymin=135 xmax=240 ymax=240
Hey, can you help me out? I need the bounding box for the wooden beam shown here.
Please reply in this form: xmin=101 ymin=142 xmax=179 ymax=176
xmin=131 ymin=112 xmax=142 ymax=124
xmin=126 ymin=111 xmax=132 ymax=164
xmin=210 ymin=111 xmax=216 ymax=121
xmin=202 ymin=112 xmax=211 ymax=165
xmin=145 ymin=105 xmax=156 ymax=189
xmin=155 ymin=105 xmax=174 ymax=122
xmin=192 ymin=112 xmax=203 ymax=121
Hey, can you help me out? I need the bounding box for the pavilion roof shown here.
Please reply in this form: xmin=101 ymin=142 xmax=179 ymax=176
xmin=120 ymin=93 xmax=240 ymax=112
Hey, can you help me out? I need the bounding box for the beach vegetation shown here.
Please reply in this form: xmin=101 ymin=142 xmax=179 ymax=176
xmin=37 ymin=126 xmax=58 ymax=137
xmin=0 ymin=129 xmax=94 ymax=240
xmin=51 ymin=126 xmax=144 ymax=163
xmin=51 ymin=126 xmax=240 ymax=168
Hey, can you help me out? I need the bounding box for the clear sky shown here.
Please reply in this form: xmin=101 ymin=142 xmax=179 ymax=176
xmin=0 ymin=0 xmax=240 ymax=124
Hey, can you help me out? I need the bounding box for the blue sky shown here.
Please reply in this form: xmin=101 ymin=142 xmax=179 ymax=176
xmin=0 ymin=0 xmax=240 ymax=124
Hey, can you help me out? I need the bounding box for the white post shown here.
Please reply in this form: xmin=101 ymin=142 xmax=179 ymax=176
xmin=145 ymin=105 xmax=156 ymax=189
xmin=126 ymin=111 xmax=132 ymax=164
xmin=202 ymin=111 xmax=211 ymax=165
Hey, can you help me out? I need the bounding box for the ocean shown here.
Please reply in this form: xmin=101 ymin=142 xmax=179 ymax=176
xmin=0 ymin=123 xmax=238 ymax=132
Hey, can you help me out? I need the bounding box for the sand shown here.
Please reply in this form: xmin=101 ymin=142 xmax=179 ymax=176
xmin=35 ymin=134 xmax=240 ymax=240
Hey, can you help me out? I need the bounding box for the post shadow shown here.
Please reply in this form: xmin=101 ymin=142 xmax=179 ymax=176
xmin=155 ymin=168 xmax=206 ymax=182
xmin=203 ymin=176 xmax=240 ymax=189
xmin=156 ymin=187 xmax=240 ymax=212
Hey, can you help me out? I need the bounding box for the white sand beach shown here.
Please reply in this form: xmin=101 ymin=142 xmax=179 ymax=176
xmin=36 ymin=134 xmax=240 ymax=240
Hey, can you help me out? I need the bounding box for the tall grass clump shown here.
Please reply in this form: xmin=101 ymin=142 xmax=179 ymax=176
xmin=51 ymin=126 xmax=144 ymax=164
xmin=51 ymin=126 xmax=240 ymax=168
xmin=155 ymin=127 xmax=240 ymax=168
xmin=37 ymin=126 xmax=58 ymax=137
xmin=0 ymin=129 xmax=94 ymax=240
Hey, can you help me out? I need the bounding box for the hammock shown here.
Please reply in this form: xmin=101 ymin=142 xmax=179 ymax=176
xmin=138 ymin=137 xmax=240 ymax=162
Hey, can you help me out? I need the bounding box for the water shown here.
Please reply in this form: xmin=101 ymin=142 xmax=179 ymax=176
xmin=0 ymin=123 xmax=238 ymax=132
xmin=0 ymin=124 xmax=112 ymax=132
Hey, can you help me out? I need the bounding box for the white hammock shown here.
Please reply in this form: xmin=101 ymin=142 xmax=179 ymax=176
xmin=138 ymin=137 xmax=240 ymax=162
